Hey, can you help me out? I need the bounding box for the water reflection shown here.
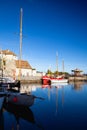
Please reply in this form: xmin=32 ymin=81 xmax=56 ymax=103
xmin=1 ymin=82 xmax=87 ymax=130
xmin=55 ymin=85 xmax=65 ymax=114
xmin=55 ymin=86 xmax=58 ymax=114
xmin=0 ymin=109 xmax=4 ymax=130
xmin=20 ymin=84 xmax=41 ymax=94
xmin=70 ymin=81 xmax=86 ymax=90
xmin=7 ymin=84 xmax=42 ymax=94
xmin=41 ymin=84 xmax=66 ymax=115
xmin=3 ymin=103 xmax=35 ymax=130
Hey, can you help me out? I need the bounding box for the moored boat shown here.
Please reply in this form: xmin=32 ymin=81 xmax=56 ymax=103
xmin=41 ymin=76 xmax=51 ymax=85
xmin=42 ymin=75 xmax=68 ymax=85
xmin=5 ymin=93 xmax=35 ymax=107
xmin=42 ymin=52 xmax=68 ymax=85
xmin=50 ymin=76 xmax=68 ymax=83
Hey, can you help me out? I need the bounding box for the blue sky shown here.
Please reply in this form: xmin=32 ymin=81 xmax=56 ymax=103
xmin=0 ymin=0 xmax=87 ymax=74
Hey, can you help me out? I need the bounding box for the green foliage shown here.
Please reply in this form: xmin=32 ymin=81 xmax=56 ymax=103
xmin=46 ymin=69 xmax=52 ymax=75
xmin=46 ymin=69 xmax=70 ymax=77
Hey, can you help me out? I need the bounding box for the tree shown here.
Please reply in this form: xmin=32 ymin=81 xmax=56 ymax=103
xmin=46 ymin=69 xmax=53 ymax=76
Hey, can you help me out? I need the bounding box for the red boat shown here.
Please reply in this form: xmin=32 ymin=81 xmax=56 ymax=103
xmin=41 ymin=76 xmax=51 ymax=85
xmin=41 ymin=75 xmax=68 ymax=85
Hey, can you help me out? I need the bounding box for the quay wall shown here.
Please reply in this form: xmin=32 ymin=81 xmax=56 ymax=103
xmin=18 ymin=76 xmax=42 ymax=84
xmin=68 ymin=76 xmax=87 ymax=82
xmin=18 ymin=76 xmax=87 ymax=84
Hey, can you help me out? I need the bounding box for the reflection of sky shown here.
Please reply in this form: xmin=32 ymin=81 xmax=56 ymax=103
xmin=2 ymin=83 xmax=87 ymax=130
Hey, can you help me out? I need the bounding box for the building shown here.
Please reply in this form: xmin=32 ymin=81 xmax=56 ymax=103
xmin=15 ymin=60 xmax=33 ymax=77
xmin=0 ymin=49 xmax=42 ymax=79
xmin=72 ymin=68 xmax=83 ymax=76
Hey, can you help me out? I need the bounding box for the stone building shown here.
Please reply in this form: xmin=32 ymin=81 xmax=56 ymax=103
xmin=0 ymin=49 xmax=17 ymax=78
xmin=0 ymin=49 xmax=42 ymax=79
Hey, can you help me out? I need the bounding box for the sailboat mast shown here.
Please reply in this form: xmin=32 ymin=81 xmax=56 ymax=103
xmin=0 ymin=49 xmax=3 ymax=79
xmin=56 ymin=52 xmax=58 ymax=76
xmin=19 ymin=8 xmax=23 ymax=80
xmin=20 ymin=8 xmax=23 ymax=61
xmin=62 ymin=60 xmax=64 ymax=73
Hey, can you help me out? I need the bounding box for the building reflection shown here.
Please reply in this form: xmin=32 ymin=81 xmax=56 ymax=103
xmin=19 ymin=84 xmax=41 ymax=94
xmin=7 ymin=84 xmax=38 ymax=94
xmin=71 ymin=82 xmax=85 ymax=91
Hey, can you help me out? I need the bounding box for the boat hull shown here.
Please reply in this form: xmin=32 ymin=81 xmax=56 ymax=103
xmin=42 ymin=76 xmax=68 ymax=85
xmin=5 ymin=94 xmax=35 ymax=107
xmin=51 ymin=79 xmax=68 ymax=83
xmin=41 ymin=76 xmax=51 ymax=85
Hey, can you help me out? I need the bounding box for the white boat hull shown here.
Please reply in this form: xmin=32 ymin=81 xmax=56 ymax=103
xmin=51 ymin=79 xmax=68 ymax=83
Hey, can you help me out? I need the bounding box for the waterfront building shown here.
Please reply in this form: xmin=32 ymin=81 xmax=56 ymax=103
xmin=0 ymin=49 xmax=42 ymax=79
xmin=0 ymin=49 xmax=17 ymax=78
xmin=72 ymin=68 xmax=83 ymax=76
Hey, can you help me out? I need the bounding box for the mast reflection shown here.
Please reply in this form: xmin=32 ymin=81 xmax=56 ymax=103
xmin=55 ymin=85 xmax=65 ymax=115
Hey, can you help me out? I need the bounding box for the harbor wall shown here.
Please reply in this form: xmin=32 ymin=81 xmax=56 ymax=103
xmin=18 ymin=76 xmax=42 ymax=84
xmin=68 ymin=76 xmax=87 ymax=82
xmin=19 ymin=76 xmax=87 ymax=84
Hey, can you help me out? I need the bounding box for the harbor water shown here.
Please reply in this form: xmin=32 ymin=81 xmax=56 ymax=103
xmin=0 ymin=82 xmax=87 ymax=130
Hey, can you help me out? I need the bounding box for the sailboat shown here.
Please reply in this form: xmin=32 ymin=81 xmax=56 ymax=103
xmin=50 ymin=76 xmax=68 ymax=84
xmin=50 ymin=53 xmax=68 ymax=84
xmin=42 ymin=53 xmax=68 ymax=85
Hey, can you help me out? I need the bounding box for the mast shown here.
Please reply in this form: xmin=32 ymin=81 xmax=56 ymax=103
xmin=0 ymin=49 xmax=3 ymax=79
xmin=56 ymin=52 xmax=58 ymax=76
xmin=62 ymin=60 xmax=64 ymax=73
xmin=19 ymin=8 xmax=23 ymax=80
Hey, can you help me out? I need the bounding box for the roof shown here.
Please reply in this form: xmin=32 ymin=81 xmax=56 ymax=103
xmin=72 ymin=68 xmax=83 ymax=72
xmin=0 ymin=49 xmax=16 ymax=56
xmin=15 ymin=60 xmax=32 ymax=69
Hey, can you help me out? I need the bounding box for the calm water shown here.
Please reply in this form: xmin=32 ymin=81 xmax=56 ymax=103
xmin=0 ymin=82 xmax=87 ymax=130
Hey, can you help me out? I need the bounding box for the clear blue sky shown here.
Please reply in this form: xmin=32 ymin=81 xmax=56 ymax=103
xmin=0 ymin=0 xmax=87 ymax=74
